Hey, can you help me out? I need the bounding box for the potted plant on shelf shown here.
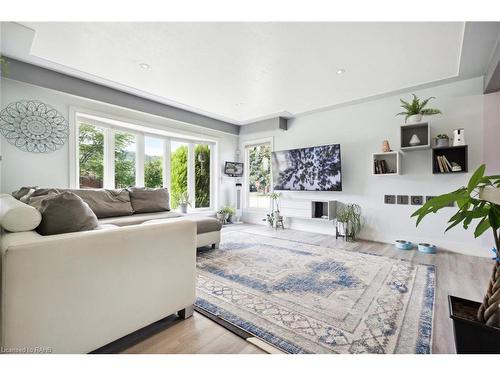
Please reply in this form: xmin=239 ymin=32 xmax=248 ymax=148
xmin=336 ymin=203 xmax=363 ymax=241
xmin=396 ymin=94 xmax=442 ymax=123
xmin=411 ymin=164 xmax=500 ymax=353
xmin=434 ymin=134 xmax=450 ymax=148
xmin=177 ymin=191 xmax=191 ymax=214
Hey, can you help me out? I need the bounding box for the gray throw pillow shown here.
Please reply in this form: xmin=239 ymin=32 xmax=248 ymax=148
xmin=28 ymin=190 xmax=59 ymax=210
xmin=12 ymin=186 xmax=38 ymax=200
xmin=37 ymin=192 xmax=98 ymax=235
xmin=127 ymin=187 xmax=170 ymax=213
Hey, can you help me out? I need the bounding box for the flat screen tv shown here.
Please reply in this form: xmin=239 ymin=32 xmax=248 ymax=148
xmin=271 ymin=144 xmax=342 ymax=191
xmin=224 ymin=161 xmax=244 ymax=177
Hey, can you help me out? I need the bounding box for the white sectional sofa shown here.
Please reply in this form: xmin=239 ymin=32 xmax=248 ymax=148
xmin=0 ymin=191 xmax=220 ymax=353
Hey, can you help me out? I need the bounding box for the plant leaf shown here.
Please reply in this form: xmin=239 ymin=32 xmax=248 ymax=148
xmin=474 ymin=216 xmax=491 ymax=238
xmin=467 ymin=164 xmax=485 ymax=194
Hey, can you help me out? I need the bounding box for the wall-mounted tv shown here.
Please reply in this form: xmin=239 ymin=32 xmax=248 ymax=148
xmin=271 ymin=144 xmax=342 ymax=191
xmin=224 ymin=161 xmax=244 ymax=177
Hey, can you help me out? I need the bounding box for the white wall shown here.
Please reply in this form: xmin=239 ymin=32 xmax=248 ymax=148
xmin=0 ymin=78 xmax=239 ymax=208
xmin=240 ymin=77 xmax=492 ymax=257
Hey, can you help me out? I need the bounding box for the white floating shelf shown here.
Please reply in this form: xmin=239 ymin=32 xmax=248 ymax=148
xmin=372 ymin=151 xmax=401 ymax=176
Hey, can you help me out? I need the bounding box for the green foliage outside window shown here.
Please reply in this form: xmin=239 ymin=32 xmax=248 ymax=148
xmin=170 ymin=145 xmax=188 ymax=209
xmin=195 ymin=144 xmax=210 ymax=208
xmin=144 ymin=158 xmax=163 ymax=188
xmin=248 ymin=144 xmax=271 ymax=194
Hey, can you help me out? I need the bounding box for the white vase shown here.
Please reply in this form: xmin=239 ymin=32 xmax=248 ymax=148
xmin=407 ymin=114 xmax=423 ymax=123
xmin=409 ymin=134 xmax=421 ymax=146
xmin=180 ymin=203 xmax=188 ymax=214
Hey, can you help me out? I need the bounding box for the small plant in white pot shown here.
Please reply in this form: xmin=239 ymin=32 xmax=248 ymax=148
xmin=396 ymin=94 xmax=442 ymax=124
xmin=336 ymin=203 xmax=363 ymax=241
xmin=177 ymin=191 xmax=191 ymax=214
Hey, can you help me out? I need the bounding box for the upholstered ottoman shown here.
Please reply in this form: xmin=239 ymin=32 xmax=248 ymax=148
xmin=146 ymin=216 xmax=222 ymax=249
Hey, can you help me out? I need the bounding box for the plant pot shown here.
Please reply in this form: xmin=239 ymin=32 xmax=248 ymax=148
xmin=407 ymin=114 xmax=423 ymax=124
xmin=336 ymin=221 xmax=352 ymax=236
xmin=226 ymin=214 xmax=232 ymax=224
xmin=448 ymin=295 xmax=500 ymax=353
xmin=434 ymin=138 xmax=449 ymax=148
xmin=216 ymin=212 xmax=226 ymax=223
xmin=180 ymin=203 xmax=188 ymax=214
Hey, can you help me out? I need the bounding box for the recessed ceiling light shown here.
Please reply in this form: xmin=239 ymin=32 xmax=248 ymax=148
xmin=139 ymin=63 xmax=151 ymax=70
xmin=336 ymin=68 xmax=346 ymax=75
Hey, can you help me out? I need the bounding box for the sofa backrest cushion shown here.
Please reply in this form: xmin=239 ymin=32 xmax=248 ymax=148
xmin=29 ymin=188 xmax=134 ymax=218
xmin=0 ymin=194 xmax=42 ymax=232
xmin=127 ymin=187 xmax=170 ymax=213
xmin=37 ymin=192 xmax=99 ymax=235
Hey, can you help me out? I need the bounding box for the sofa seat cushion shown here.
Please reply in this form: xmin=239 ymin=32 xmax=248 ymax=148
xmin=98 ymin=211 xmax=182 ymax=226
xmin=0 ymin=194 xmax=42 ymax=232
xmin=127 ymin=187 xmax=170 ymax=213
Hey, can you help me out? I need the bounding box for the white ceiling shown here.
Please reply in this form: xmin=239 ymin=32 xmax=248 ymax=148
xmin=0 ymin=22 xmax=496 ymax=125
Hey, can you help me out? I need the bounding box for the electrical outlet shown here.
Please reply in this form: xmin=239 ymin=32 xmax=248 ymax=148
xmin=411 ymin=195 xmax=423 ymax=205
xmin=397 ymin=195 xmax=409 ymax=205
xmin=384 ymin=195 xmax=396 ymax=204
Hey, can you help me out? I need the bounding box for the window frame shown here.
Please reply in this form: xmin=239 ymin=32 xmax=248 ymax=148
xmin=242 ymin=137 xmax=274 ymax=212
xmin=70 ymin=108 xmax=216 ymax=212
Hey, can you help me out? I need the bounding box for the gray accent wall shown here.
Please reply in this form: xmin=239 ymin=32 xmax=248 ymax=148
xmin=3 ymin=57 xmax=239 ymax=135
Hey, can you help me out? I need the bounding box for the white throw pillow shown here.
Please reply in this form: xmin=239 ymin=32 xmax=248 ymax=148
xmin=0 ymin=194 xmax=42 ymax=232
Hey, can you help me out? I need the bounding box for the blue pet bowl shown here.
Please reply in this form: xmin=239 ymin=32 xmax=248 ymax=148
xmin=395 ymin=240 xmax=413 ymax=250
xmin=418 ymin=243 xmax=437 ymax=254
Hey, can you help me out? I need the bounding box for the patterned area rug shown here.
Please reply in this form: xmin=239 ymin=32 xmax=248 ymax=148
xmin=195 ymin=231 xmax=435 ymax=354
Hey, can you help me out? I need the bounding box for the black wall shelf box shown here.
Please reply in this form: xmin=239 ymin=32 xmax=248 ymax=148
xmin=432 ymin=145 xmax=468 ymax=174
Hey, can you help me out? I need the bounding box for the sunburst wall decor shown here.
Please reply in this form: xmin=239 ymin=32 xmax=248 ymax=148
xmin=0 ymin=100 xmax=69 ymax=153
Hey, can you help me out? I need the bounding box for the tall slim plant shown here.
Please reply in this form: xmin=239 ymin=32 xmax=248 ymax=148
xmin=411 ymin=164 xmax=500 ymax=327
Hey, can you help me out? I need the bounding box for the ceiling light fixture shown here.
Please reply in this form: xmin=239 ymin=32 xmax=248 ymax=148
xmin=336 ymin=68 xmax=346 ymax=75
xmin=139 ymin=63 xmax=151 ymax=70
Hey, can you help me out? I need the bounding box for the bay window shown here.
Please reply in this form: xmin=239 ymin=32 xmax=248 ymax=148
xmin=75 ymin=113 xmax=215 ymax=211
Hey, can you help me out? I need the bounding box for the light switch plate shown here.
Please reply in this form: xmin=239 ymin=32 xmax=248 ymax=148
xmin=384 ymin=195 xmax=396 ymax=204
xmin=411 ymin=195 xmax=423 ymax=205
xmin=397 ymin=195 xmax=409 ymax=205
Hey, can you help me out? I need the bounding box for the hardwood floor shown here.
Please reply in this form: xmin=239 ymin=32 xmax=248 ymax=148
xmin=119 ymin=223 xmax=492 ymax=354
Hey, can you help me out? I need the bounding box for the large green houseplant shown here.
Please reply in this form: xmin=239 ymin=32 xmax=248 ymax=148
xmin=412 ymin=164 xmax=499 ymax=328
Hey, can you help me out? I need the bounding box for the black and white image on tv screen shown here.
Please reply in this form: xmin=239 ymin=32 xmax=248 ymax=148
xmin=272 ymin=144 xmax=342 ymax=191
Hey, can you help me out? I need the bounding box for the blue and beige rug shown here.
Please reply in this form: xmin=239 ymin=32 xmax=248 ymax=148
xmin=195 ymin=231 xmax=435 ymax=354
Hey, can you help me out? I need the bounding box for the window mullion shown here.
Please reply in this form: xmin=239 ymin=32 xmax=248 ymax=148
xmin=163 ymin=140 xmax=171 ymax=192
xmin=187 ymin=143 xmax=195 ymax=207
xmin=136 ymin=134 xmax=145 ymax=187
xmin=103 ymin=128 xmax=115 ymax=189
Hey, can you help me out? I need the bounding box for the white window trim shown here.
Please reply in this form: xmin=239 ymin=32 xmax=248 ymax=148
xmin=242 ymin=137 xmax=274 ymax=212
xmin=70 ymin=107 xmax=217 ymax=211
